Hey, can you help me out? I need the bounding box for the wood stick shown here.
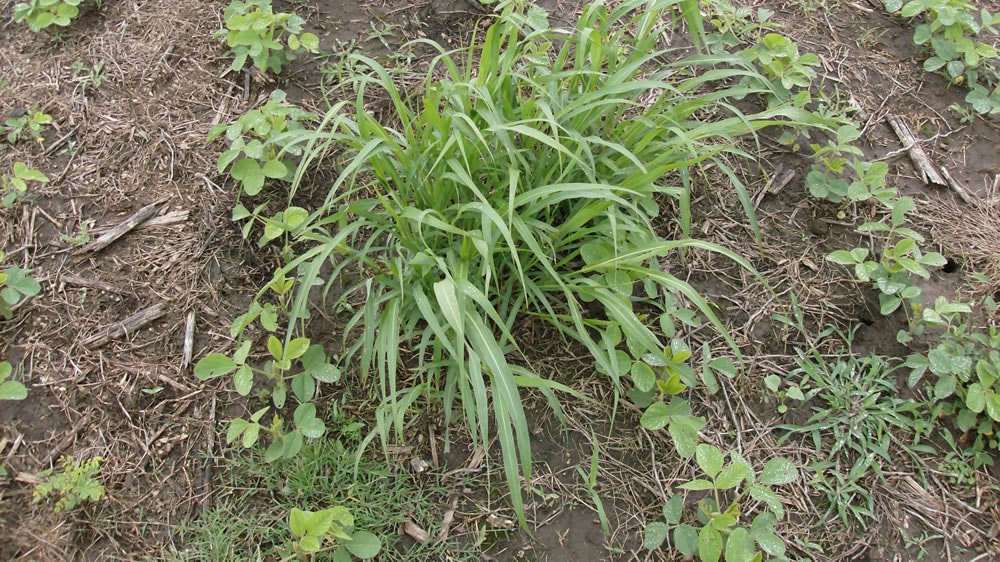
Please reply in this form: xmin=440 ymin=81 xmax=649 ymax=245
xmin=82 ymin=302 xmax=168 ymax=347
xmin=75 ymin=198 xmax=167 ymax=255
xmin=939 ymin=167 xmax=975 ymax=204
xmin=140 ymin=209 xmax=188 ymax=229
xmin=90 ymin=210 xmax=189 ymax=237
xmin=885 ymin=114 xmax=946 ymax=186
xmin=181 ymin=310 xmax=196 ymax=371
xmin=61 ymin=274 xmax=126 ymax=294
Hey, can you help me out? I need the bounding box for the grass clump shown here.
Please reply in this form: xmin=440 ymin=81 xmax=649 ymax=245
xmin=251 ymin=0 xmax=821 ymax=524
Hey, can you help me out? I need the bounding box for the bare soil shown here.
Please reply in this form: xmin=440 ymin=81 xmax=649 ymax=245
xmin=2 ymin=0 xmax=999 ymax=560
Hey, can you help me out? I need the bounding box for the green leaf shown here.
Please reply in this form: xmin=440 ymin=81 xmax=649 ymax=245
xmin=294 ymin=403 xmax=326 ymax=438
xmin=748 ymin=485 xmax=784 ymax=520
xmin=759 ymin=457 xmax=797 ymax=485
xmin=679 ymin=478 xmax=715 ymax=491
xmin=226 ymin=418 xmax=249 ymax=444
xmin=663 ymin=494 xmax=684 ymax=525
xmin=285 ymin=337 xmax=311 ymax=360
xmin=242 ymin=423 xmax=260 ymax=448
xmin=985 ymin=393 xmax=1000 ymax=422
xmin=725 ymin=527 xmax=757 ymax=562
xmin=304 ymin=508 xmax=336 ymax=538
xmin=283 ymin=431 xmax=304 ymax=458
xmin=233 ymin=364 xmax=253 ymax=396
xmin=299 ymin=32 xmax=319 ymax=51
xmin=299 ymin=534 xmax=323 ymax=553
xmin=308 ymin=362 xmax=341 ymax=384
xmin=3 ymin=268 xmax=41 ymax=297
xmin=644 ymin=521 xmax=669 ymax=550
xmin=0 ymin=380 xmax=27 ymax=400
xmin=580 ymin=241 xmax=612 ymax=266
xmin=827 ymin=250 xmax=861 ymax=265
xmin=696 ymin=444 xmax=724 ymax=479
xmin=344 ymin=530 xmax=382 ymax=558
xmin=230 ymin=158 xmax=260 ymax=181
xmin=750 ymin=512 xmax=785 ymax=556
xmin=933 ymin=375 xmax=957 ymax=400
xmin=763 ymin=374 xmax=781 ymax=393
xmin=261 ymin=158 xmax=288 ymax=179
xmin=698 ymin=525 xmax=723 ymax=562
xmin=272 ymin=384 xmax=287 ymax=409
xmin=631 ymin=362 xmax=656 ymax=393
xmin=669 ymin=414 xmax=704 ymax=458
xmin=966 ymin=383 xmax=986 ymax=413
xmin=333 ymin=547 xmax=353 ymax=562
xmin=716 ymin=462 xmax=748 ymax=489
xmin=289 ymin=508 xmax=309 ymax=537
xmin=640 ymin=402 xmax=670 ymax=430
xmin=292 ymin=372 xmax=316 ymax=402
xmin=707 ymin=357 xmax=736 ymax=378
xmin=923 ymin=56 xmax=946 ymax=71
xmin=267 ymin=335 xmax=283 ymax=360
xmin=194 ymin=353 xmax=237 ymax=380
xmin=264 ymin=439 xmax=284 ymax=463
xmin=674 ymin=524 xmax=699 ymax=556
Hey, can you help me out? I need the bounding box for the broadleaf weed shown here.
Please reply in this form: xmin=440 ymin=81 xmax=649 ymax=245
xmin=33 ymin=455 xmax=105 ymax=513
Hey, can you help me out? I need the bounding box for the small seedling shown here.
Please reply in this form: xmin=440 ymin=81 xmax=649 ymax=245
xmin=208 ymin=89 xmax=313 ymax=198
xmin=2 ymin=162 xmax=49 ymax=207
xmin=5 ymin=108 xmax=52 ymax=145
xmin=71 ymin=60 xmax=105 ymax=90
xmin=740 ymin=33 xmax=820 ymax=103
xmin=33 ymin=455 xmax=105 ymax=513
xmin=763 ymin=374 xmax=804 ymax=414
xmin=885 ymin=0 xmax=1000 ymax=115
xmin=61 ymin=219 xmax=93 ymax=246
xmin=288 ymin=506 xmax=382 ymax=559
xmin=907 ymin=296 xmax=1000 ymax=458
xmin=644 ymin=445 xmax=797 ymax=561
xmin=1 ymin=250 xmax=43 ymax=320
xmin=217 ymin=0 xmax=319 ymax=74
xmin=827 ymin=196 xmax=947 ymax=318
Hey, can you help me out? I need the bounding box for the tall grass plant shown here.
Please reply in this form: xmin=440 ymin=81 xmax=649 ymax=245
xmin=261 ymin=0 xmax=821 ymax=524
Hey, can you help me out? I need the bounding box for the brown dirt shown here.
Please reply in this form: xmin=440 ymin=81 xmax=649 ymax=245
xmin=2 ymin=0 xmax=1000 ymax=560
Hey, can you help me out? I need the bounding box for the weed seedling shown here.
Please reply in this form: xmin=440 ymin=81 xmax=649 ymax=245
xmin=71 ymin=60 xmax=105 ymax=90
xmin=33 ymin=455 xmax=105 ymax=512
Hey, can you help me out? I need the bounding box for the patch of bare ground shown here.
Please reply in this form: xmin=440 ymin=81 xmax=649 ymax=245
xmin=0 ymin=0 xmax=261 ymax=559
